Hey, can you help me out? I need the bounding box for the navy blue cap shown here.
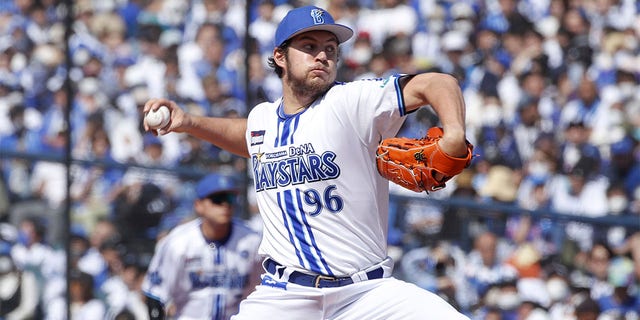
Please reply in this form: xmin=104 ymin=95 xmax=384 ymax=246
xmin=195 ymin=173 xmax=238 ymax=199
xmin=611 ymin=137 xmax=634 ymax=155
xmin=274 ymin=6 xmax=353 ymax=48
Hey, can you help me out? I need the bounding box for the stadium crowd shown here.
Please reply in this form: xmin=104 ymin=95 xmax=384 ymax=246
xmin=0 ymin=0 xmax=638 ymax=319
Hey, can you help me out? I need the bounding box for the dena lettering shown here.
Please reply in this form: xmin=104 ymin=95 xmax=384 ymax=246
xmin=289 ymin=143 xmax=315 ymax=156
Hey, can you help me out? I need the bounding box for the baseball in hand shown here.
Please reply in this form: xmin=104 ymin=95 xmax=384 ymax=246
xmin=145 ymin=106 xmax=171 ymax=130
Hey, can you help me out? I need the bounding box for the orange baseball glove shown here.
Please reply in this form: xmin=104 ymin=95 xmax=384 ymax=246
xmin=376 ymin=127 xmax=474 ymax=193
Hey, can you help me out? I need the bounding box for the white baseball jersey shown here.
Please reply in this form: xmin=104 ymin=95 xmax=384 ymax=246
xmin=246 ymin=75 xmax=407 ymax=276
xmin=142 ymin=218 xmax=262 ymax=320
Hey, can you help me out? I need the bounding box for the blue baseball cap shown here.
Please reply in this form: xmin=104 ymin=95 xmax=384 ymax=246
xmin=274 ymin=6 xmax=354 ymax=48
xmin=610 ymin=137 xmax=634 ymax=155
xmin=195 ymin=173 xmax=238 ymax=199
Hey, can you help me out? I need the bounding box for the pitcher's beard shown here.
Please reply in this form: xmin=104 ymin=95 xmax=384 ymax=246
xmin=285 ymin=68 xmax=333 ymax=101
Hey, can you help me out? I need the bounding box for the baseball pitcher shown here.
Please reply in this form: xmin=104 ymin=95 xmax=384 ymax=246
xmin=143 ymin=5 xmax=472 ymax=320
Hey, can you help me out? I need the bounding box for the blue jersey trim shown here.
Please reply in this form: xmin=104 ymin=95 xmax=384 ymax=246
xmin=213 ymin=294 xmax=223 ymax=320
xmin=393 ymin=75 xmax=408 ymax=117
xmin=276 ymin=98 xmax=312 ymax=120
xmin=295 ymin=189 xmax=333 ymax=276
xmin=275 ymin=112 xmax=303 ymax=147
xmin=277 ymin=189 xmax=333 ymax=275
xmin=278 ymin=191 xmax=306 ymax=267
xmin=214 ymin=246 xmax=223 ymax=264
xmin=277 ymin=117 xmax=290 ymax=146
xmin=283 ymin=189 xmax=318 ymax=271
xmin=201 ymin=219 xmax=233 ymax=249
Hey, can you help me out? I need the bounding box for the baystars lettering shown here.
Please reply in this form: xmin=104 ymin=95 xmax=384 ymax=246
xmin=252 ymin=143 xmax=340 ymax=192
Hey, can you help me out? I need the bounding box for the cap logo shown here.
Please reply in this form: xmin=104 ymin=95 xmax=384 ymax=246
xmin=274 ymin=6 xmax=353 ymax=48
xmin=310 ymin=9 xmax=325 ymax=25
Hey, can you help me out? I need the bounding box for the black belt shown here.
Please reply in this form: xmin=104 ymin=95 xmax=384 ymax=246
xmin=264 ymin=258 xmax=384 ymax=288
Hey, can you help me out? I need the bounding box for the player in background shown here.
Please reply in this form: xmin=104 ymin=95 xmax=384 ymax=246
xmin=144 ymin=5 xmax=470 ymax=319
xmin=142 ymin=173 xmax=261 ymax=320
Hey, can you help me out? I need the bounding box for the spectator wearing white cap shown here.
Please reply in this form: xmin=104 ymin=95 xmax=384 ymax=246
xmin=356 ymin=0 xmax=418 ymax=52
xmin=533 ymin=15 xmax=563 ymax=71
xmin=449 ymin=2 xmax=476 ymax=35
xmin=411 ymin=2 xmax=444 ymax=62
xmin=517 ymin=277 xmax=552 ymax=320
xmin=438 ymin=30 xmax=470 ymax=83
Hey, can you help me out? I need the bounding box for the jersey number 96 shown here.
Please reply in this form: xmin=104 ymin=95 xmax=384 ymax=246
xmin=302 ymin=185 xmax=344 ymax=216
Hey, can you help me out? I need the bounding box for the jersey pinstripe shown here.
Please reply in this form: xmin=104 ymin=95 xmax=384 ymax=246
xmin=142 ymin=218 xmax=261 ymax=320
xmin=246 ymin=75 xmax=408 ymax=276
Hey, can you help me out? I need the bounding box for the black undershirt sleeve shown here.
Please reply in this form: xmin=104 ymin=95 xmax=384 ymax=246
xmin=145 ymin=295 xmax=165 ymax=320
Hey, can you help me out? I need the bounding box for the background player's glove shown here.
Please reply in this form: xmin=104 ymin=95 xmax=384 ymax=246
xmin=376 ymin=127 xmax=474 ymax=193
